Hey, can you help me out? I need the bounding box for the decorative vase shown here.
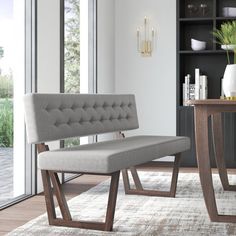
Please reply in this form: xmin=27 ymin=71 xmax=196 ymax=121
xmin=223 ymin=64 xmax=236 ymax=99
xmin=221 ymin=45 xmax=236 ymax=51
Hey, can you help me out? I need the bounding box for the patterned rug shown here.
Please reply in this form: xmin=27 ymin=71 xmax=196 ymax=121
xmin=7 ymin=172 xmax=236 ymax=236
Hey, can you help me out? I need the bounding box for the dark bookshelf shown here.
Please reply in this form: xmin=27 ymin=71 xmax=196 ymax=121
xmin=177 ymin=0 xmax=236 ymax=167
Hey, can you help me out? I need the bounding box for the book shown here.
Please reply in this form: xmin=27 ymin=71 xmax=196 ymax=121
xmin=185 ymin=74 xmax=190 ymax=102
xmin=195 ymin=68 xmax=200 ymax=100
xmin=200 ymin=75 xmax=208 ymax=99
xmin=183 ymin=83 xmax=195 ymax=106
xmin=221 ymin=78 xmax=225 ymax=99
xmin=189 ymin=84 xmax=195 ymax=101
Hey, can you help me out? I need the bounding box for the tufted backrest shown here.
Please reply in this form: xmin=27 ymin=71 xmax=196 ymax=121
xmin=24 ymin=93 xmax=139 ymax=144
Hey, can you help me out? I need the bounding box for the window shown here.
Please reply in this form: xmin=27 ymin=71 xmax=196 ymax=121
xmin=0 ymin=0 xmax=35 ymax=208
xmin=63 ymin=0 xmax=96 ymax=96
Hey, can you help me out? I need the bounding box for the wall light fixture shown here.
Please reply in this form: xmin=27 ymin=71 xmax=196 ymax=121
xmin=137 ymin=16 xmax=155 ymax=57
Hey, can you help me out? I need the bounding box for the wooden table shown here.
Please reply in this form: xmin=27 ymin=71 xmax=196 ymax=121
xmin=187 ymin=99 xmax=236 ymax=223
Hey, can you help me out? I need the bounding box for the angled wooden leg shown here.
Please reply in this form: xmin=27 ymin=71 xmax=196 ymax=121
xmin=122 ymin=153 xmax=181 ymax=197
xmin=41 ymin=170 xmax=120 ymax=231
xmin=130 ymin=166 xmax=143 ymax=190
xmin=41 ymin=170 xmax=56 ymax=224
xmin=121 ymin=169 xmax=130 ymax=194
xmin=105 ymin=171 xmax=120 ymax=231
xmin=211 ymin=113 xmax=236 ymax=191
xmin=169 ymin=153 xmax=181 ymax=197
xmin=49 ymin=171 xmax=72 ymax=221
xmin=195 ymin=107 xmax=236 ymax=223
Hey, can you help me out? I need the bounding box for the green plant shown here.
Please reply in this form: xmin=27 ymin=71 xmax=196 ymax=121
xmin=0 ymin=46 xmax=4 ymax=59
xmin=0 ymin=74 xmax=13 ymax=98
xmin=0 ymin=98 xmax=13 ymax=147
xmin=212 ymin=21 xmax=236 ymax=64
xmin=64 ymin=0 xmax=80 ymax=93
xmin=64 ymin=137 xmax=80 ymax=148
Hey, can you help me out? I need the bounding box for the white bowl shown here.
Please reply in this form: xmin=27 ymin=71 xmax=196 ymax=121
xmin=222 ymin=7 xmax=236 ymax=17
xmin=191 ymin=38 xmax=206 ymax=51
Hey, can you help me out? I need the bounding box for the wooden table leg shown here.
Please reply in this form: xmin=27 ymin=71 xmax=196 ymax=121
xmin=195 ymin=107 xmax=236 ymax=223
xmin=211 ymin=113 xmax=236 ymax=191
xmin=194 ymin=107 xmax=218 ymax=221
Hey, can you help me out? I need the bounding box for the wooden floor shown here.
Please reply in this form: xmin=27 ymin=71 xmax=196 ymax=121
xmin=0 ymin=166 xmax=235 ymax=235
xmin=0 ymin=174 xmax=108 ymax=235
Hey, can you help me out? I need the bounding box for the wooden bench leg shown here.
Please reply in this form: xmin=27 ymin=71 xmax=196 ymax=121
xmin=105 ymin=171 xmax=120 ymax=231
xmin=41 ymin=170 xmax=120 ymax=231
xmin=41 ymin=170 xmax=56 ymax=224
xmin=49 ymin=171 xmax=72 ymax=221
xmin=122 ymin=153 xmax=181 ymax=197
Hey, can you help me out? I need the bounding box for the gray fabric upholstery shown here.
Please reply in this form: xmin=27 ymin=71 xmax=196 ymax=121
xmin=24 ymin=93 xmax=190 ymax=174
xmin=38 ymin=135 xmax=190 ymax=174
xmin=24 ymin=94 xmax=139 ymax=143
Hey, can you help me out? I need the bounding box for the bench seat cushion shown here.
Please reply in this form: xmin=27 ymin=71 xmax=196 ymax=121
xmin=38 ymin=135 xmax=190 ymax=174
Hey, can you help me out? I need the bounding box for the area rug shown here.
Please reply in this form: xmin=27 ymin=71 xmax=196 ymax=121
xmin=7 ymin=172 xmax=236 ymax=236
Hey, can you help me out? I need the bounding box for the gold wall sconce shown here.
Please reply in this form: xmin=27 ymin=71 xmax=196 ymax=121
xmin=137 ymin=16 xmax=155 ymax=57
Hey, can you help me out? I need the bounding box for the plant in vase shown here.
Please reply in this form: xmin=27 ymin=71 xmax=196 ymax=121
xmin=212 ymin=21 xmax=236 ymax=99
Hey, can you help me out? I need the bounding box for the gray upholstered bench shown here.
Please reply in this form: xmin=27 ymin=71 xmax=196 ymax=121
xmin=24 ymin=93 xmax=190 ymax=231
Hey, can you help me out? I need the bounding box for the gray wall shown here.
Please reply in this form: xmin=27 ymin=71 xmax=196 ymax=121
xmin=97 ymin=0 xmax=115 ymax=93
xmin=115 ymin=0 xmax=176 ymax=136
xmin=37 ymin=0 xmax=60 ymax=93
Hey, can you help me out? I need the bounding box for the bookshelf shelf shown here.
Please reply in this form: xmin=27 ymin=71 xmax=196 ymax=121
xmin=177 ymin=106 xmax=194 ymax=110
xmin=177 ymin=0 xmax=236 ymax=167
xmin=179 ymin=17 xmax=236 ymax=22
xmin=179 ymin=18 xmax=213 ymax=25
xmin=179 ymin=50 xmax=226 ymax=54
xmin=179 ymin=17 xmax=213 ymax=21
xmin=216 ymin=17 xmax=236 ymax=21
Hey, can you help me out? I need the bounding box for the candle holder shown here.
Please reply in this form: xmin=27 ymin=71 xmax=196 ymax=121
xmin=187 ymin=4 xmax=198 ymax=17
xmin=200 ymin=3 xmax=208 ymax=16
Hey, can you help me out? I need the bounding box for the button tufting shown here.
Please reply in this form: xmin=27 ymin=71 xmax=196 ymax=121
xmin=25 ymin=95 xmax=140 ymax=145
xmin=71 ymin=104 xmax=77 ymax=110
xmin=54 ymin=121 xmax=60 ymax=126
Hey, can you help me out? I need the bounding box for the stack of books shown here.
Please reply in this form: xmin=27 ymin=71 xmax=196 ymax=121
xmin=183 ymin=68 xmax=208 ymax=106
